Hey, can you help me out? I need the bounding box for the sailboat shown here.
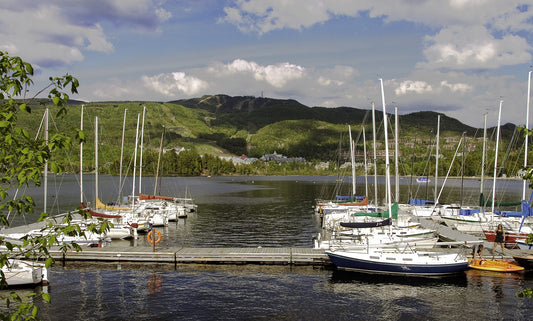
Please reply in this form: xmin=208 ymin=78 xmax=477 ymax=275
xmin=480 ymin=99 xmax=533 ymax=245
xmin=316 ymin=125 xmax=369 ymax=213
xmin=325 ymin=79 xmax=469 ymax=276
xmin=1 ymin=258 xmax=48 ymax=286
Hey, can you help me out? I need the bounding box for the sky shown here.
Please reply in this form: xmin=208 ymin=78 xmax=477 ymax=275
xmin=2 ymin=0 xmax=533 ymax=128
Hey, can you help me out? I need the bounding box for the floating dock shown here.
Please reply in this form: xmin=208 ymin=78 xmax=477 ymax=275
xmin=3 ymin=216 xmax=526 ymax=266
xmin=48 ymin=246 xmax=332 ymax=266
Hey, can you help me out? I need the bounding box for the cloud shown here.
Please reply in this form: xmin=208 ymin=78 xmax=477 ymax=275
xmin=142 ymin=72 xmax=208 ymax=96
xmin=0 ymin=1 xmax=170 ymax=68
xmin=209 ymin=59 xmax=306 ymax=88
xmin=221 ymin=1 xmax=531 ymax=32
xmin=221 ymin=0 xmax=533 ymax=72
xmin=418 ymin=25 xmax=532 ymax=70
xmin=440 ymin=80 xmax=472 ymax=93
xmin=395 ymin=80 xmax=433 ymax=95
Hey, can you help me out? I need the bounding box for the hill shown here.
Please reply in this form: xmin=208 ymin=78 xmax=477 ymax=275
xmin=17 ymin=95 xmax=521 ymax=177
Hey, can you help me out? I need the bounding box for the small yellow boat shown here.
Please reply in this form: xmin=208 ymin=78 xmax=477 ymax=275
xmin=468 ymin=259 xmax=525 ymax=272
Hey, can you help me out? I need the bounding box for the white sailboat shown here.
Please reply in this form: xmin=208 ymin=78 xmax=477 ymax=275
xmin=1 ymin=259 xmax=48 ymax=286
xmin=325 ymin=79 xmax=469 ymax=276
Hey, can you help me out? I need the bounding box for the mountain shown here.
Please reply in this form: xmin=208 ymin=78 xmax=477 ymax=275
xmin=20 ymin=95 xmax=518 ymax=168
xmin=171 ymin=94 xmax=495 ymax=135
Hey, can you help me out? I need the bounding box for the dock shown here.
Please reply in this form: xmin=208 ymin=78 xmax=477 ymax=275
xmin=3 ymin=215 xmax=527 ymax=266
xmin=48 ymin=246 xmax=332 ymax=266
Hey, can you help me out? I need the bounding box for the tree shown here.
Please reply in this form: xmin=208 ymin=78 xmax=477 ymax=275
xmin=0 ymin=51 xmax=107 ymax=320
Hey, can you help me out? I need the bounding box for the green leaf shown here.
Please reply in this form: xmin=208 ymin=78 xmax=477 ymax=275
xmin=42 ymin=292 xmax=50 ymax=303
xmin=45 ymin=257 xmax=54 ymax=268
xmin=52 ymin=96 xmax=60 ymax=105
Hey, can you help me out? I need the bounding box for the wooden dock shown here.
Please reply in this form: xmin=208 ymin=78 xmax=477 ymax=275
xmin=48 ymin=246 xmax=333 ymax=266
xmin=4 ymin=215 xmax=527 ymax=266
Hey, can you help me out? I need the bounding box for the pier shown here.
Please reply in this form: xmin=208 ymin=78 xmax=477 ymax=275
xmin=2 ymin=215 xmax=527 ymax=267
xmin=48 ymin=246 xmax=332 ymax=266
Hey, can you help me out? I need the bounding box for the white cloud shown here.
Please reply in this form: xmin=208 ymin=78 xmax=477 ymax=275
xmin=395 ymin=80 xmax=433 ymax=95
xmin=209 ymin=59 xmax=306 ymax=88
xmin=221 ymin=1 xmax=533 ymax=72
xmin=0 ymin=1 xmax=169 ymax=68
xmin=142 ymin=72 xmax=208 ymax=96
xmin=418 ymin=26 xmax=532 ymax=70
xmin=440 ymin=80 xmax=472 ymax=93
xmin=220 ymin=0 xmax=531 ymax=32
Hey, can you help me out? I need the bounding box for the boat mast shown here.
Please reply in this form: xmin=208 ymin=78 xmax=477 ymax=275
xmin=362 ymin=127 xmax=369 ymax=204
xmin=131 ymin=113 xmax=140 ymax=205
xmin=80 ymin=104 xmax=84 ymax=204
xmin=118 ymin=108 xmax=127 ymax=204
xmin=524 ymin=71 xmax=531 ymax=200
xmin=480 ymin=113 xmax=487 ymax=204
xmin=394 ymin=106 xmax=399 ymax=203
xmin=349 ymin=125 xmax=356 ymax=197
xmin=95 ymin=116 xmax=98 ymax=204
xmin=138 ymin=106 xmax=146 ymax=194
xmin=434 ymin=115 xmax=440 ymax=204
xmin=379 ymin=78 xmax=392 ymax=222
xmin=154 ymin=126 xmax=165 ymax=195
xmin=371 ymin=101 xmax=378 ymax=206
xmin=43 ymin=108 xmax=48 ymax=213
xmin=491 ymin=100 xmax=503 ymax=214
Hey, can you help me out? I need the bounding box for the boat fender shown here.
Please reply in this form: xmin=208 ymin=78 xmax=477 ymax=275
xmin=147 ymin=230 xmax=162 ymax=244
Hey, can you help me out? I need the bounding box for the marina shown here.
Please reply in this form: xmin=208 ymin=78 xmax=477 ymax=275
xmin=2 ymin=175 xmax=533 ymax=320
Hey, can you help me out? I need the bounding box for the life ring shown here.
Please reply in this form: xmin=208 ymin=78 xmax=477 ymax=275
xmin=147 ymin=230 xmax=162 ymax=244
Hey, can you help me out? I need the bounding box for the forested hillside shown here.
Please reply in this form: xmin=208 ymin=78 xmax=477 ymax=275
xmin=20 ymin=95 xmax=523 ymax=177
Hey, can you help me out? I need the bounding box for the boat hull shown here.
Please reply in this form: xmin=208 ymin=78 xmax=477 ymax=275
xmin=513 ymin=255 xmax=533 ymax=269
xmin=482 ymin=230 xmax=528 ymax=244
xmin=326 ymin=250 xmax=468 ymax=276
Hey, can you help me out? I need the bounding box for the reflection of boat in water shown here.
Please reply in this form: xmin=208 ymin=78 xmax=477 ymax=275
xmin=468 ymin=259 xmax=524 ymax=272
xmin=330 ymin=268 xmax=468 ymax=286
xmin=416 ymin=176 xmax=430 ymax=183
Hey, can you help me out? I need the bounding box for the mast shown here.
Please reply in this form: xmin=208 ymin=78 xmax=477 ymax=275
xmin=349 ymin=125 xmax=356 ymax=197
xmin=138 ymin=106 xmax=146 ymax=194
xmin=491 ymin=100 xmax=503 ymax=214
xmin=363 ymin=127 xmax=369 ymax=202
xmin=524 ymin=71 xmax=531 ymax=200
xmin=460 ymin=132 xmax=465 ymax=207
xmin=394 ymin=106 xmax=399 ymax=203
xmin=371 ymin=102 xmax=378 ymax=206
xmin=43 ymin=108 xmax=48 ymax=213
xmin=95 ymin=116 xmax=99 ymax=204
xmin=131 ymin=113 xmax=140 ymax=205
xmin=154 ymin=126 xmax=165 ymax=195
xmin=118 ymin=109 xmax=127 ymax=204
xmin=379 ymin=78 xmax=392 ymax=222
xmin=434 ymin=115 xmax=440 ymax=204
xmin=80 ymin=104 xmax=84 ymax=204
xmin=480 ymin=113 xmax=487 ymax=203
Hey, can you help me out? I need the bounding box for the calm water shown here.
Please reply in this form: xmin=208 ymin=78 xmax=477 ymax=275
xmin=5 ymin=175 xmax=533 ymax=320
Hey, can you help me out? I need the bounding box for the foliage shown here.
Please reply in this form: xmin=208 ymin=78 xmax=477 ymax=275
xmin=516 ymin=288 xmax=533 ymax=299
xmin=0 ymin=51 xmax=107 ymax=320
xmin=15 ymin=94 xmax=526 ymax=179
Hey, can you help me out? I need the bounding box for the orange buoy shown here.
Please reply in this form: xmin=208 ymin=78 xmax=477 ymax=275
xmin=147 ymin=229 xmax=162 ymax=244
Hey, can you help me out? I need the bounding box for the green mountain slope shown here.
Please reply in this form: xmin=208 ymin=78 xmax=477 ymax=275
xmin=19 ymin=95 xmax=519 ymax=175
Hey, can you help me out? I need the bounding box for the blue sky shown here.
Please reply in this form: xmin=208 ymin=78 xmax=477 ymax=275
xmin=2 ymin=1 xmax=533 ymax=127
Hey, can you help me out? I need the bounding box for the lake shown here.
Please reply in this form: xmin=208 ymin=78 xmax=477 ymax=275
xmin=4 ymin=175 xmax=533 ymax=320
